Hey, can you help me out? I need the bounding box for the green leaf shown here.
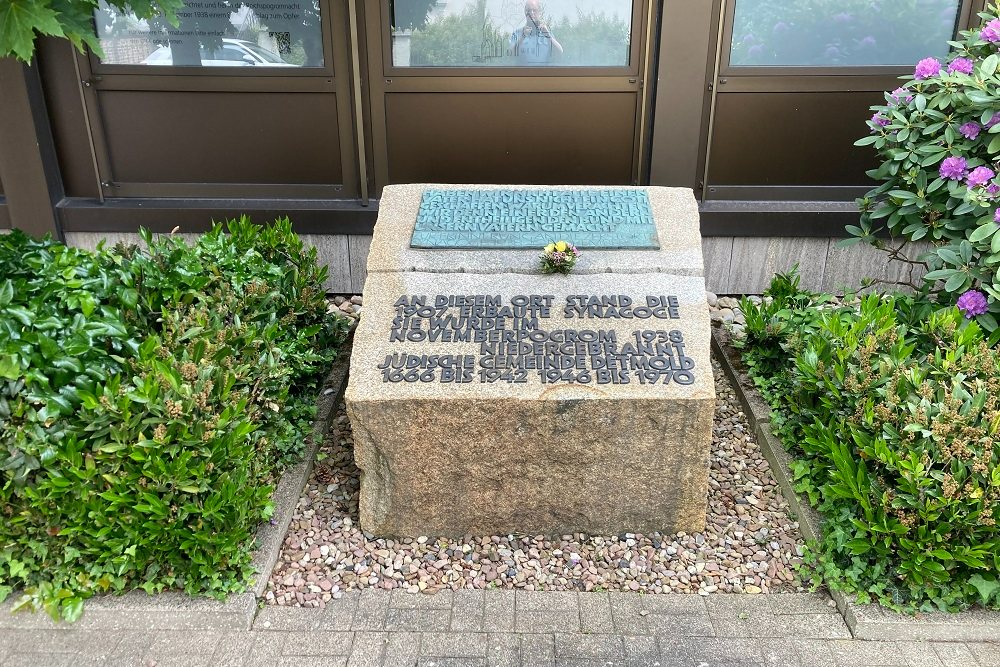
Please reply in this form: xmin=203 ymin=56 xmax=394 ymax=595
xmin=937 ymin=248 xmax=962 ymax=266
xmin=990 ymin=134 xmax=1000 ymax=155
xmin=923 ymin=269 xmax=958 ymax=281
xmin=969 ymin=223 xmax=998 ymax=244
xmin=982 ymin=54 xmax=999 ymax=78
xmin=3 ymin=306 xmax=32 ymax=327
xmin=944 ymin=271 xmax=969 ymax=292
xmin=0 ymin=0 xmax=65 ymax=62
xmin=0 ymin=354 xmax=19 ymax=380
xmin=970 ymin=575 xmax=1000 ymax=604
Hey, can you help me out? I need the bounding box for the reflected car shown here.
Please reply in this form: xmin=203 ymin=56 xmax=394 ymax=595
xmin=141 ymin=38 xmax=296 ymax=66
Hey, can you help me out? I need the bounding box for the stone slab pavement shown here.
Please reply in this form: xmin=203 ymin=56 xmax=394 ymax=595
xmin=1 ymin=591 xmax=997 ymax=666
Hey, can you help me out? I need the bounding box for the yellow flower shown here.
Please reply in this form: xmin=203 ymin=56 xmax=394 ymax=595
xmin=555 ymin=241 xmax=568 ymax=252
xmin=544 ymin=243 xmax=556 ymax=254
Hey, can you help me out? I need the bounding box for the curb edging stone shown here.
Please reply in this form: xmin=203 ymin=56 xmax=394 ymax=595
xmin=711 ymin=328 xmax=1000 ymax=643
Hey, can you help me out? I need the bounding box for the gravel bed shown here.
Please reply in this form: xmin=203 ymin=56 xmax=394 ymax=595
xmin=265 ymin=357 xmax=807 ymax=607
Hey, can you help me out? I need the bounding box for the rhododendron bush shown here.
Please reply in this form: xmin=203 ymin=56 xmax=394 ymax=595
xmin=853 ymin=4 xmax=1000 ymax=332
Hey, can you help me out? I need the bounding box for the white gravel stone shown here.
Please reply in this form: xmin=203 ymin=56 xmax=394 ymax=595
xmin=265 ymin=356 xmax=806 ymax=607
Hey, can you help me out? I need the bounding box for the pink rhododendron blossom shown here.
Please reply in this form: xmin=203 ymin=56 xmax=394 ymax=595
xmin=948 ymin=57 xmax=975 ymax=74
xmin=914 ymin=58 xmax=941 ymax=79
xmin=890 ymin=87 xmax=913 ymax=104
xmin=960 ymin=122 xmax=982 ymax=140
xmin=957 ymin=290 xmax=989 ymax=318
xmin=967 ymin=166 xmax=996 ymax=188
xmin=982 ymin=18 xmax=1000 ymax=42
xmin=940 ymin=156 xmax=968 ymax=180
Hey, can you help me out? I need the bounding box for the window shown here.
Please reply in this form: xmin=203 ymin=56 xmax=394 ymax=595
xmin=390 ymin=0 xmax=634 ymax=68
xmin=729 ymin=0 xmax=961 ymax=67
xmin=93 ymin=0 xmax=325 ymax=67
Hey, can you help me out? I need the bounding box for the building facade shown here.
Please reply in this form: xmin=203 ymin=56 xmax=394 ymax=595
xmin=0 ymin=0 xmax=988 ymax=292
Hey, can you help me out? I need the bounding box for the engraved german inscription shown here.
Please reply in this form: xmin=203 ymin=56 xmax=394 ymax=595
xmin=410 ymin=189 xmax=659 ymax=249
xmin=380 ymin=294 xmax=694 ymax=385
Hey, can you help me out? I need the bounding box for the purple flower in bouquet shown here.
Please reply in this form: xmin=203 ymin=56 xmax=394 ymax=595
xmin=990 ymin=184 xmax=1000 ymax=196
xmin=540 ymin=240 xmax=580 ymax=274
xmin=995 ymin=208 xmax=1000 ymax=225
xmin=914 ymin=58 xmax=941 ymax=80
xmin=960 ymin=122 xmax=982 ymax=140
xmin=871 ymin=113 xmax=890 ymax=129
xmin=982 ymin=18 xmax=1000 ymax=43
xmin=967 ymin=166 xmax=996 ymax=188
xmin=987 ymin=112 xmax=1000 ymax=129
xmin=957 ymin=290 xmax=989 ymax=318
xmin=940 ymin=156 xmax=968 ymax=180
xmin=948 ymin=57 xmax=975 ymax=75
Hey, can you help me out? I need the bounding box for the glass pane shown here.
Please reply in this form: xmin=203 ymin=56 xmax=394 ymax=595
xmin=94 ymin=0 xmax=324 ymax=67
xmin=730 ymin=0 xmax=960 ymax=67
xmin=390 ymin=0 xmax=632 ymax=68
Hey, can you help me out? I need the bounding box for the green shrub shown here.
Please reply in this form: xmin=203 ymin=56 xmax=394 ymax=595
xmin=0 ymin=220 xmax=348 ymax=620
xmin=732 ymin=267 xmax=833 ymax=405
xmin=741 ymin=273 xmax=1000 ymax=611
xmin=0 ymin=231 xmax=137 ymax=487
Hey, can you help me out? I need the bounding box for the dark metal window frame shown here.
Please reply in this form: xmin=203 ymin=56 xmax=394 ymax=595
xmin=700 ymin=0 xmax=986 ymax=209
xmin=75 ymin=0 xmax=364 ymax=201
xmin=363 ymin=0 xmax=658 ymax=190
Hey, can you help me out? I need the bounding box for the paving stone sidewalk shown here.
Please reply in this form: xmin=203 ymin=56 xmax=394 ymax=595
xmin=1 ymin=591 xmax=997 ymax=666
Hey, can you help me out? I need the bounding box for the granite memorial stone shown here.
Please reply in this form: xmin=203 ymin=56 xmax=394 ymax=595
xmin=346 ymin=184 xmax=714 ymax=537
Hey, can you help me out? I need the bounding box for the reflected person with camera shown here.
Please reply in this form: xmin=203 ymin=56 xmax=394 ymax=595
xmin=509 ymin=0 xmax=563 ymax=65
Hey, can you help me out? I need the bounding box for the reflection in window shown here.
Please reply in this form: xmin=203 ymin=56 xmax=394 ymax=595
xmin=391 ymin=0 xmax=632 ymax=67
xmin=94 ymin=0 xmax=324 ymax=67
xmin=730 ymin=0 xmax=960 ymax=67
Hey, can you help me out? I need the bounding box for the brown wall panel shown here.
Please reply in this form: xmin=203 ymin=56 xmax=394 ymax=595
xmin=99 ymin=91 xmax=342 ymax=184
xmin=38 ymin=38 xmax=100 ymax=198
xmin=708 ymin=92 xmax=882 ymax=187
xmin=385 ymin=92 xmax=636 ymax=185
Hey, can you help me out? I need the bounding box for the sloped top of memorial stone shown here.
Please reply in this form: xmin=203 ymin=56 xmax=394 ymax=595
xmin=346 ymin=270 xmax=713 ymax=403
xmin=366 ymin=184 xmax=704 ymax=276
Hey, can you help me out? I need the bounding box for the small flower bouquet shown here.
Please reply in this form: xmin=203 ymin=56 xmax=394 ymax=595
xmin=539 ymin=240 xmax=581 ymax=275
